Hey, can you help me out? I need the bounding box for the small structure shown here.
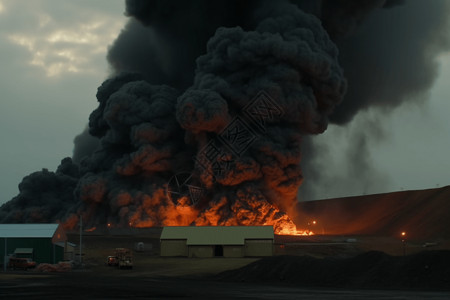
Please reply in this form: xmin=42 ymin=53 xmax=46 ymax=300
xmin=160 ymin=226 xmax=274 ymax=258
xmin=13 ymin=248 xmax=34 ymax=259
xmin=55 ymin=241 xmax=77 ymax=261
xmin=135 ymin=242 xmax=144 ymax=252
xmin=0 ymin=224 xmax=67 ymax=269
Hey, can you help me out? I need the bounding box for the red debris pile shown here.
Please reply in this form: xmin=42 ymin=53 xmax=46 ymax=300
xmin=35 ymin=262 xmax=72 ymax=273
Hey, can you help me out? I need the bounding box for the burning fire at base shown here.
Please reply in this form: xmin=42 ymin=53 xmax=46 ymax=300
xmin=275 ymin=226 xmax=314 ymax=236
xmin=78 ymin=193 xmax=315 ymax=236
xmin=88 ymin=219 xmax=314 ymax=236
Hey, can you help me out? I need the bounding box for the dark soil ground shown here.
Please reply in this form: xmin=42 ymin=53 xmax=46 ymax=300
xmin=3 ymin=271 xmax=450 ymax=300
xmin=217 ymin=250 xmax=450 ymax=290
xmin=1 ymin=233 xmax=450 ymax=299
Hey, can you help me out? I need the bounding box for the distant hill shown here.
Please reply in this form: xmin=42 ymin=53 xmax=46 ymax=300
xmin=294 ymin=185 xmax=450 ymax=239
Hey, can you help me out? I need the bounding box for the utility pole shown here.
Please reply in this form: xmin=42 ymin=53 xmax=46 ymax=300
xmin=79 ymin=215 xmax=82 ymax=265
xmin=401 ymin=231 xmax=407 ymax=256
xmin=3 ymin=238 xmax=7 ymax=272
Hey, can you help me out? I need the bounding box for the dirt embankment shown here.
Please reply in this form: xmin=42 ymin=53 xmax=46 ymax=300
xmin=295 ymin=185 xmax=450 ymax=239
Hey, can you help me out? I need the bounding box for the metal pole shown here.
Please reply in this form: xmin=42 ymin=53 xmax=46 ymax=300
xmin=3 ymin=238 xmax=6 ymax=271
xmin=79 ymin=216 xmax=82 ymax=265
xmin=400 ymin=232 xmax=407 ymax=256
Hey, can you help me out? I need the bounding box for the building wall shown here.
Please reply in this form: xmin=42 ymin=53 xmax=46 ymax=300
xmin=223 ymin=245 xmax=244 ymax=257
xmin=160 ymin=239 xmax=187 ymax=257
xmin=51 ymin=226 xmax=67 ymax=244
xmin=159 ymin=238 xmax=273 ymax=258
xmin=1 ymin=238 xmax=64 ymax=264
xmin=159 ymin=241 xmax=273 ymax=257
xmin=244 ymin=239 xmax=273 ymax=257
xmin=15 ymin=250 xmax=34 ymax=259
xmin=64 ymin=243 xmax=76 ymax=261
xmin=163 ymin=245 xmax=244 ymax=258
xmin=188 ymin=245 xmax=214 ymax=258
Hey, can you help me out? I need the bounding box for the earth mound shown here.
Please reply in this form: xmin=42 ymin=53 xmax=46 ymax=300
xmin=295 ymin=185 xmax=450 ymax=239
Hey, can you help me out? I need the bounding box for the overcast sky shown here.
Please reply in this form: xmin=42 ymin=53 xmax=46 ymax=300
xmin=0 ymin=0 xmax=126 ymax=205
xmin=0 ymin=0 xmax=449 ymax=206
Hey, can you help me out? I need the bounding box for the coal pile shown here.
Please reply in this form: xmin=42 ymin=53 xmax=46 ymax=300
xmin=216 ymin=250 xmax=450 ymax=290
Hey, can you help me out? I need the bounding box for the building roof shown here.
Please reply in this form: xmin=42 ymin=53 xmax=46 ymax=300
xmin=160 ymin=226 xmax=274 ymax=245
xmin=0 ymin=224 xmax=62 ymax=238
xmin=55 ymin=241 xmax=77 ymax=248
xmin=14 ymin=248 xmax=34 ymax=254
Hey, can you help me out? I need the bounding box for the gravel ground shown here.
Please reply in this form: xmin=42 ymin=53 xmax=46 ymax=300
xmin=1 ymin=270 xmax=450 ymax=300
xmin=217 ymin=250 xmax=450 ymax=290
xmin=1 ymin=234 xmax=449 ymax=299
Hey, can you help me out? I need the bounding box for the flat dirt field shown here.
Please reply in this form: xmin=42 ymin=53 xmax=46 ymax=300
xmin=1 ymin=232 xmax=450 ymax=299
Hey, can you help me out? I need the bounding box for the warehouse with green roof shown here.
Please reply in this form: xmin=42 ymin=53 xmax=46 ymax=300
xmin=160 ymin=226 xmax=274 ymax=258
xmin=1 ymin=223 xmax=67 ymax=269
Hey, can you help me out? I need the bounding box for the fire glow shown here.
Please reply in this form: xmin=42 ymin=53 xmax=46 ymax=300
xmin=108 ymin=196 xmax=315 ymax=236
xmin=123 ymin=221 xmax=313 ymax=236
xmin=277 ymin=226 xmax=314 ymax=236
xmin=93 ymin=191 xmax=314 ymax=236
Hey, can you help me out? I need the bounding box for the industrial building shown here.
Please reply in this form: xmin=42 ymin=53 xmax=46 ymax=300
xmin=0 ymin=223 xmax=68 ymax=267
xmin=160 ymin=226 xmax=274 ymax=257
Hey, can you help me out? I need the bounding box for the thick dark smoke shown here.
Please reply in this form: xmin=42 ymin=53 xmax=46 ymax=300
xmin=72 ymin=126 xmax=100 ymax=164
xmin=108 ymin=0 xmax=260 ymax=90
xmin=175 ymin=1 xmax=346 ymax=231
xmin=299 ymin=0 xmax=450 ymax=200
xmin=1 ymin=0 xmax=449 ymax=230
xmin=0 ymin=158 xmax=79 ymax=223
xmin=330 ymin=0 xmax=449 ymax=124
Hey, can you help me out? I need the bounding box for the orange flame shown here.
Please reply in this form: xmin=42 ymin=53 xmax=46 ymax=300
xmin=64 ymin=185 xmax=313 ymax=236
xmin=274 ymin=222 xmax=314 ymax=236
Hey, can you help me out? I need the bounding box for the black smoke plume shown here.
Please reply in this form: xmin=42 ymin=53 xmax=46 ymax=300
xmin=299 ymin=0 xmax=450 ymax=200
xmin=1 ymin=0 xmax=449 ymax=231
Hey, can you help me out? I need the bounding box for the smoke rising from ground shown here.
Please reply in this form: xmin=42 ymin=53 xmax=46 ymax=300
xmin=1 ymin=0 xmax=449 ymax=230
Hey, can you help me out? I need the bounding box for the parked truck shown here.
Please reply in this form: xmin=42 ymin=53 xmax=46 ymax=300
xmin=8 ymin=257 xmax=37 ymax=270
xmin=115 ymin=248 xmax=133 ymax=269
